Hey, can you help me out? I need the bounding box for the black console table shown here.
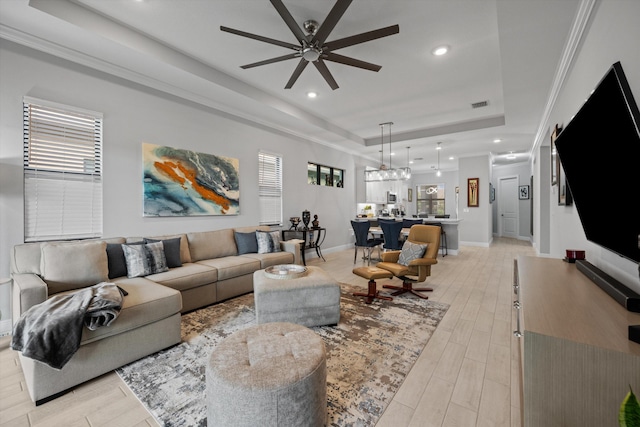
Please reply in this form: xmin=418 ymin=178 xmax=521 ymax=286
xmin=281 ymin=227 xmax=326 ymax=266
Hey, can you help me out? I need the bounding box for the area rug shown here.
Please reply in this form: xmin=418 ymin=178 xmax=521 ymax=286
xmin=116 ymin=283 xmax=449 ymax=426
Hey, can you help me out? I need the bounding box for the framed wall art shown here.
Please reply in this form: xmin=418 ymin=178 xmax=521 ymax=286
xmin=468 ymin=178 xmax=479 ymax=207
xmin=143 ymin=143 xmax=240 ymax=216
xmin=553 ymin=126 xmax=573 ymax=206
xmin=408 ymin=188 xmax=413 ymax=202
xmin=519 ymin=185 xmax=530 ymax=200
xmin=550 ymin=124 xmax=561 ymax=186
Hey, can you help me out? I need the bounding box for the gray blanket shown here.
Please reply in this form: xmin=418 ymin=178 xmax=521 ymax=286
xmin=11 ymin=282 xmax=125 ymax=370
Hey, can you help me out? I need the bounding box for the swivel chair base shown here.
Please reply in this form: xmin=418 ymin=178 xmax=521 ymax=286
xmin=383 ymin=277 xmax=432 ymax=299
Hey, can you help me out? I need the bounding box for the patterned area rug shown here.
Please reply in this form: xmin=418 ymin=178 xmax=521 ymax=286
xmin=117 ymin=283 xmax=449 ymax=426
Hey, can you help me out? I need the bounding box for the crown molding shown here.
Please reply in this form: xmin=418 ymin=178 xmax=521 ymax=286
xmin=529 ymin=0 xmax=597 ymax=156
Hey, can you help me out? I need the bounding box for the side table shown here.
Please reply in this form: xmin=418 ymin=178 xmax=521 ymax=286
xmin=281 ymin=228 xmax=327 ymax=266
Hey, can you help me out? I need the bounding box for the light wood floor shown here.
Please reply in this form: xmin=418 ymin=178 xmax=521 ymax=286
xmin=0 ymin=237 xmax=535 ymax=426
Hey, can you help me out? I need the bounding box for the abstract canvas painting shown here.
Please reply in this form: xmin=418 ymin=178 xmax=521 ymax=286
xmin=143 ymin=143 xmax=239 ymax=216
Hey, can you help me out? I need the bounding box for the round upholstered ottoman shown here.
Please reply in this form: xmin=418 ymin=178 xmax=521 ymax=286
xmin=206 ymin=322 xmax=327 ymax=427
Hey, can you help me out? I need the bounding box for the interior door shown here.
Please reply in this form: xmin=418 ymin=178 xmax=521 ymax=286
xmin=499 ymin=176 xmax=518 ymax=238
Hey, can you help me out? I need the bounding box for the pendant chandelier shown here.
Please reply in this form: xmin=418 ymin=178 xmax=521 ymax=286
xmin=364 ymin=122 xmax=411 ymax=182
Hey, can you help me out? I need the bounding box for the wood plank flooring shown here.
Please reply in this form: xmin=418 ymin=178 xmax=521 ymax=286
xmin=0 ymin=237 xmax=535 ymax=426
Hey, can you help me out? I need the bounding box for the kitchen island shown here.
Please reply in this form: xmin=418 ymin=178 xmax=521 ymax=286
xmin=353 ymin=217 xmax=462 ymax=255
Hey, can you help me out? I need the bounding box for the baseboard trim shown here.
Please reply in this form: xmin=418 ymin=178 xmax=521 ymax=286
xmin=0 ymin=319 xmax=12 ymax=337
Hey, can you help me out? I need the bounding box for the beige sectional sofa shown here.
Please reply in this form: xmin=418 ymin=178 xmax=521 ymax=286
xmin=10 ymin=225 xmax=300 ymax=404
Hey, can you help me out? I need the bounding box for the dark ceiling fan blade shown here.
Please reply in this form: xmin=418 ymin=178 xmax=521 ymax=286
xmin=270 ymin=0 xmax=307 ymax=44
xmin=323 ymin=24 xmax=399 ymax=51
xmin=311 ymin=0 xmax=352 ymax=46
xmin=241 ymin=53 xmax=299 ymax=69
xmin=313 ymin=60 xmax=339 ymax=90
xmin=285 ymin=59 xmax=309 ymax=89
xmin=221 ymin=26 xmax=299 ymax=50
xmin=322 ymin=52 xmax=381 ymax=72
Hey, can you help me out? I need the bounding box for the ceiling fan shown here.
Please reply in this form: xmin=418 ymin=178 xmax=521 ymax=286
xmin=220 ymin=0 xmax=399 ymax=90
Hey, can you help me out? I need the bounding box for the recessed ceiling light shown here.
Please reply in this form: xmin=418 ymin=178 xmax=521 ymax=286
xmin=432 ymin=45 xmax=449 ymax=56
xmin=493 ymin=138 xmax=501 ymax=143
xmin=448 ymin=156 xmax=454 ymax=160
xmin=307 ymin=91 xmax=317 ymax=98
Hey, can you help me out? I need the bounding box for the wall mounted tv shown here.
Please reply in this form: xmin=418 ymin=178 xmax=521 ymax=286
xmin=554 ymin=61 xmax=640 ymax=264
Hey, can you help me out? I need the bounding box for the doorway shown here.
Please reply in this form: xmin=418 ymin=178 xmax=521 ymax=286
xmin=498 ymin=176 xmax=518 ymax=238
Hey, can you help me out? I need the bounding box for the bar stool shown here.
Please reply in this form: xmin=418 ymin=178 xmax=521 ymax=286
xmin=424 ymin=221 xmax=447 ymax=257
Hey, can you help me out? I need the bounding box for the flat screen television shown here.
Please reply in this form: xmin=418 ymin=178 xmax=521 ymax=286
xmin=554 ymin=61 xmax=640 ymax=264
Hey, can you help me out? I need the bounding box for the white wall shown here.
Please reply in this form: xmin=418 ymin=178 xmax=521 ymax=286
xmin=542 ymin=0 xmax=640 ymax=291
xmin=458 ymin=155 xmax=492 ymax=246
xmin=0 ymin=40 xmax=364 ymax=324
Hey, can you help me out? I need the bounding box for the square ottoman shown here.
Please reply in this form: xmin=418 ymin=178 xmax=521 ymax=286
xmin=253 ymin=265 xmax=340 ymax=327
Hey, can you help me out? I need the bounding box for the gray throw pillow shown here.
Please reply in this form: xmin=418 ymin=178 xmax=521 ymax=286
xmin=398 ymin=241 xmax=428 ymax=266
xmin=234 ymin=231 xmax=258 ymax=255
xmin=122 ymin=241 xmax=168 ymax=278
xmin=256 ymin=230 xmax=282 ymax=254
xmin=144 ymin=237 xmax=182 ymax=268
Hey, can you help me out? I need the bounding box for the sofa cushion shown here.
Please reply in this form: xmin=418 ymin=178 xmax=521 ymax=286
xmin=77 ymin=277 xmax=182 ymax=345
xmin=41 ymin=241 xmax=109 ymax=295
xmin=122 ymin=242 xmax=168 ymax=278
xmin=196 ymin=256 xmax=261 ymax=281
xmin=256 ymin=230 xmax=282 ymax=254
xmin=240 ymin=252 xmax=295 ymax=269
xmin=234 ymin=231 xmax=258 ymax=255
xmin=144 ymin=237 xmax=182 ymax=268
xmin=145 ymin=262 xmax=218 ymax=292
xmin=187 ymin=229 xmax=237 ymax=261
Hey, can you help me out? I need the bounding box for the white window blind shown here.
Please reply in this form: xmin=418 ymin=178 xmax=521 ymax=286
xmin=258 ymin=151 xmax=282 ymax=226
xmin=23 ymin=98 xmax=103 ymax=242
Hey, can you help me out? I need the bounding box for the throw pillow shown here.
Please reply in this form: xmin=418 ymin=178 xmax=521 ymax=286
xmin=234 ymin=231 xmax=258 ymax=255
xmin=256 ymin=230 xmax=282 ymax=254
xmin=122 ymin=241 xmax=168 ymax=278
xmin=144 ymin=237 xmax=182 ymax=268
xmin=106 ymin=243 xmax=128 ymax=279
xmin=397 ymin=241 xmax=428 ymax=266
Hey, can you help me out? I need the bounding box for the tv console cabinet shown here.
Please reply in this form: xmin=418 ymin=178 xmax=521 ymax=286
xmin=514 ymin=256 xmax=640 ymax=426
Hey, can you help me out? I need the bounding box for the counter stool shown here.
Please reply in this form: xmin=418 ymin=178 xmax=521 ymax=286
xmin=352 ymin=266 xmax=394 ymax=304
xmin=206 ymin=322 xmax=326 ymax=427
xmin=425 ymin=222 xmax=448 ymax=257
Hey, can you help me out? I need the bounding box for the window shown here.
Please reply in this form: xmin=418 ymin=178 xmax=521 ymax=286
xmin=307 ymin=162 xmax=344 ymax=187
xmin=258 ymin=151 xmax=282 ymax=226
xmin=23 ymin=98 xmax=103 ymax=241
xmin=416 ymin=184 xmax=445 ymax=215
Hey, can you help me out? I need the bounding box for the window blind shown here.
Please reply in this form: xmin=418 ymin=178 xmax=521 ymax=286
xmin=258 ymin=151 xmax=282 ymax=226
xmin=23 ymin=98 xmax=103 ymax=241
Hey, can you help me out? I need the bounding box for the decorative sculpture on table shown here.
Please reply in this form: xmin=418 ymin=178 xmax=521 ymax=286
xmin=302 ymin=210 xmax=311 ymax=230
xmin=312 ymin=215 xmax=319 ymax=229
xmin=289 ymin=217 xmax=300 ymax=230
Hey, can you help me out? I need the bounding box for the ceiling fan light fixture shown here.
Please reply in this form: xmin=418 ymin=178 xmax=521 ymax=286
xmin=302 ymin=47 xmax=321 ymax=62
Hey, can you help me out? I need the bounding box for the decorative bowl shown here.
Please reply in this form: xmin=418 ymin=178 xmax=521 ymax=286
xmin=264 ymin=264 xmax=307 ymax=280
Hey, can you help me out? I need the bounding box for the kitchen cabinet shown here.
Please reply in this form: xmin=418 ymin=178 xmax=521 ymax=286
xmin=365 ymin=180 xmax=407 ymax=204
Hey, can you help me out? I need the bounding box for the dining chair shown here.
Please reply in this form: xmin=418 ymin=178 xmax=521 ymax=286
xmin=402 ymin=218 xmax=423 ymax=228
xmin=351 ymin=220 xmax=383 ymax=265
xmin=380 ymin=220 xmax=404 ymax=251
xmin=377 ymin=224 xmax=441 ymax=299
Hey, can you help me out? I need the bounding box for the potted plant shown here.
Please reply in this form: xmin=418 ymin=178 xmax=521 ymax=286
xmin=619 ymin=386 xmax=640 ymax=427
